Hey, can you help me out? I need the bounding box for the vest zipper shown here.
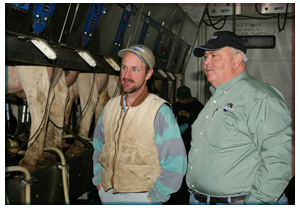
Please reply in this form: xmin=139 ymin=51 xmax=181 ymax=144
xmin=111 ymin=107 xmax=129 ymax=189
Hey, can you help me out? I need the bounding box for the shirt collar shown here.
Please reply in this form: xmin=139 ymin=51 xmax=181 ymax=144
xmin=120 ymin=87 xmax=150 ymax=107
xmin=209 ymin=70 xmax=249 ymax=95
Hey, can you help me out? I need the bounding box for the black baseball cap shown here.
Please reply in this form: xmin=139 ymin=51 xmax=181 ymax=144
xmin=193 ymin=31 xmax=246 ymax=57
xmin=177 ymin=86 xmax=192 ymax=100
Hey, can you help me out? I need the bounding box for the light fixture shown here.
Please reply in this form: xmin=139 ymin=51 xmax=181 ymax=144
xmin=77 ymin=50 xmax=97 ymax=67
xmin=157 ymin=69 xmax=168 ymax=79
xmin=31 ymin=39 xmax=57 ymax=60
xmin=174 ymin=73 xmax=182 ymax=81
xmin=167 ymin=72 xmax=175 ymax=80
xmin=104 ymin=57 xmax=120 ymax=71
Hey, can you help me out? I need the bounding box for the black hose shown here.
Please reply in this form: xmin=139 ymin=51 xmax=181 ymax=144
xmin=278 ymin=4 xmax=289 ymax=32
xmin=63 ymin=124 xmax=93 ymax=150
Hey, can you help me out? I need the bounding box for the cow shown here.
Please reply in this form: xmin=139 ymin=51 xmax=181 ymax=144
xmin=6 ymin=65 xmax=120 ymax=171
xmin=64 ymin=73 xmax=120 ymax=157
xmin=8 ymin=65 xmax=76 ymax=171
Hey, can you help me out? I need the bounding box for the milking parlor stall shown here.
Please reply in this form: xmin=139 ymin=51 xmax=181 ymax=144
xmin=4 ymin=3 xmax=295 ymax=205
xmin=5 ymin=3 xmax=197 ymax=204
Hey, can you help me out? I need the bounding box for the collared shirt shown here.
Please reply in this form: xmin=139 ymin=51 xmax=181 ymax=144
xmin=186 ymin=70 xmax=292 ymax=204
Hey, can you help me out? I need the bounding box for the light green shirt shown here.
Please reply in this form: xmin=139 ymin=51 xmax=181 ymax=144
xmin=186 ymin=70 xmax=292 ymax=204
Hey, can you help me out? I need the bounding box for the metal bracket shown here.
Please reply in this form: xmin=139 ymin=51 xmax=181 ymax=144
xmin=32 ymin=3 xmax=56 ymax=34
xmin=164 ymin=33 xmax=176 ymax=61
xmin=81 ymin=3 xmax=104 ymax=47
xmin=58 ymin=162 xmax=70 ymax=171
xmin=179 ymin=44 xmax=191 ymax=72
xmin=153 ymin=24 xmax=164 ymax=55
xmin=140 ymin=13 xmax=175 ymax=59
xmin=8 ymin=3 xmax=30 ymax=11
xmin=20 ymin=176 xmax=37 ymax=187
xmin=138 ymin=14 xmax=150 ymax=45
xmin=113 ymin=4 xmax=137 ymax=53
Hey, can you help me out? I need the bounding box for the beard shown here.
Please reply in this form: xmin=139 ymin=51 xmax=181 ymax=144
xmin=121 ymin=78 xmax=145 ymax=94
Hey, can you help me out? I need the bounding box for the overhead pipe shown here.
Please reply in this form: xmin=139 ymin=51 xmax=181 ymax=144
xmin=196 ymin=3 xmax=209 ymax=102
xmin=232 ymin=3 xmax=236 ymax=33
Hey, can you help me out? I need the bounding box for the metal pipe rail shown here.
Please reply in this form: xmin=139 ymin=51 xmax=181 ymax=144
xmin=5 ymin=166 xmax=31 ymax=205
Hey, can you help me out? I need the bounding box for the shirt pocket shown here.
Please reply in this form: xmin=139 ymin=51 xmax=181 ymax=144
xmin=206 ymin=111 xmax=240 ymax=151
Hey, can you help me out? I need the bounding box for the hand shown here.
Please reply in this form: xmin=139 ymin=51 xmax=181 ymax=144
xmin=97 ymin=182 xmax=102 ymax=191
xmin=179 ymin=123 xmax=188 ymax=134
xmin=232 ymin=199 xmax=244 ymax=204
xmin=147 ymin=195 xmax=154 ymax=204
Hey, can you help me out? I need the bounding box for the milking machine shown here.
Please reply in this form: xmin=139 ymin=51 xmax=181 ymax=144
xmin=5 ymin=96 xmax=95 ymax=205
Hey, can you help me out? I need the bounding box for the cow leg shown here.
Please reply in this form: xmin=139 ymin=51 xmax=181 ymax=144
xmin=94 ymin=73 xmax=110 ymax=126
xmin=62 ymin=84 xmax=78 ymax=148
xmin=94 ymin=87 xmax=109 ymax=125
xmin=43 ymin=70 xmax=68 ymax=166
xmin=107 ymin=75 xmax=121 ymax=98
xmin=64 ymin=84 xmax=77 ymax=129
xmin=65 ymin=73 xmax=99 ymax=157
xmin=92 ymin=75 xmax=119 ymax=136
xmin=62 ymin=70 xmax=79 ymax=147
xmin=16 ymin=66 xmax=54 ymax=171
xmin=64 ymin=70 xmax=80 ymax=128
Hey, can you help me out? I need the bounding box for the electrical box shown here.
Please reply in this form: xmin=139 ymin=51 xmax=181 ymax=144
xmin=261 ymin=3 xmax=293 ymax=14
xmin=208 ymin=3 xmax=241 ymax=16
xmin=240 ymin=35 xmax=276 ymax=49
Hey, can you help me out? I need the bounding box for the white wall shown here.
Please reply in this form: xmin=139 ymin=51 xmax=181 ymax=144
xmin=184 ymin=17 xmax=294 ymax=112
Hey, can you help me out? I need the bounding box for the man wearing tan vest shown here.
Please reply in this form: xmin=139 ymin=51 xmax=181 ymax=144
xmin=92 ymin=44 xmax=187 ymax=205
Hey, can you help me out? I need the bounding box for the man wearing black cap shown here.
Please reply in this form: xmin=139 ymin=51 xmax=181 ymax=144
xmin=172 ymin=85 xmax=204 ymax=153
xmin=186 ymin=31 xmax=292 ymax=205
xmin=167 ymin=85 xmax=203 ymax=205
xmin=92 ymin=44 xmax=187 ymax=205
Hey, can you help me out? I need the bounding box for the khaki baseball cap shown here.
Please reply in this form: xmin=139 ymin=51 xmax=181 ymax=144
xmin=118 ymin=44 xmax=155 ymax=69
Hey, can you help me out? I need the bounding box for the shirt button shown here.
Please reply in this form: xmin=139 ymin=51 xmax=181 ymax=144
xmin=192 ymin=184 xmax=195 ymax=188
xmin=206 ymin=115 xmax=209 ymax=119
xmin=224 ymin=91 xmax=227 ymax=94
xmin=213 ymin=100 xmax=216 ymax=103
xmin=194 ymin=149 xmax=197 ymax=151
xmin=200 ymin=132 xmax=203 ymax=135
xmin=190 ymin=166 xmax=193 ymax=169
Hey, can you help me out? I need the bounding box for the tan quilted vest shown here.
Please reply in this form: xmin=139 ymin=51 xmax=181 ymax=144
xmin=100 ymin=90 xmax=166 ymax=193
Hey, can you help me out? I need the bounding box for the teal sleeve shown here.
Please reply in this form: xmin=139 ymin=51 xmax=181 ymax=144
xmin=148 ymin=104 xmax=187 ymax=204
xmin=179 ymin=123 xmax=189 ymax=134
xmin=92 ymin=107 xmax=105 ymax=187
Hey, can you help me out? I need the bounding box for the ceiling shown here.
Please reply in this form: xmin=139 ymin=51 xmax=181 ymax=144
xmin=178 ymin=3 xmax=294 ymax=27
